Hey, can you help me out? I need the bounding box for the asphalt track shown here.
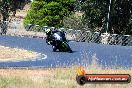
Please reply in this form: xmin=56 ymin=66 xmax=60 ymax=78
xmin=0 ymin=35 xmax=131 ymax=68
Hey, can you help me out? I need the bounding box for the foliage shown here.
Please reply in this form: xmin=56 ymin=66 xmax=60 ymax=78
xmin=63 ymin=13 xmax=84 ymax=30
xmin=24 ymin=0 xmax=75 ymax=28
xmin=82 ymin=0 xmax=132 ymax=35
xmin=74 ymin=0 xmax=86 ymax=11
xmin=0 ymin=0 xmax=29 ymax=21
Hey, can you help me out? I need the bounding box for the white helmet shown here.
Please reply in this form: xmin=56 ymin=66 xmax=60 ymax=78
xmin=45 ymin=28 xmax=51 ymax=33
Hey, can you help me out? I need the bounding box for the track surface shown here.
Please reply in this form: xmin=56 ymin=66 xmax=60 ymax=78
xmin=0 ymin=35 xmax=131 ymax=68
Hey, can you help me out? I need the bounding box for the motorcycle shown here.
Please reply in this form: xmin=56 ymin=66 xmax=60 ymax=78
xmin=51 ymin=33 xmax=72 ymax=53
xmin=46 ymin=35 xmax=53 ymax=45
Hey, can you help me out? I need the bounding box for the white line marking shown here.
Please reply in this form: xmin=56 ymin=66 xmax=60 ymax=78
xmin=41 ymin=54 xmax=47 ymax=60
xmin=1 ymin=54 xmax=47 ymax=62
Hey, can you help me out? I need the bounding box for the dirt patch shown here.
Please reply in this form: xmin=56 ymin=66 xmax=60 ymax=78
xmin=0 ymin=45 xmax=40 ymax=61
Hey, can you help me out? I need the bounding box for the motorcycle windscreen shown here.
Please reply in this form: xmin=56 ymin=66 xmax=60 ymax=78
xmin=53 ymin=33 xmax=63 ymax=40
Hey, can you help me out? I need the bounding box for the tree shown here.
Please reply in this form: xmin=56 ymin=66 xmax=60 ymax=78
xmin=82 ymin=0 xmax=132 ymax=35
xmin=63 ymin=12 xmax=84 ymax=30
xmin=24 ymin=0 xmax=75 ymax=28
xmin=74 ymin=0 xmax=86 ymax=11
xmin=110 ymin=0 xmax=132 ymax=34
xmin=0 ymin=0 xmax=29 ymax=35
xmin=81 ymin=0 xmax=109 ymax=32
xmin=0 ymin=0 xmax=29 ymax=21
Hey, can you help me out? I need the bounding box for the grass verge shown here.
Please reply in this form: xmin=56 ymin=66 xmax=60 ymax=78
xmin=0 ymin=65 xmax=131 ymax=88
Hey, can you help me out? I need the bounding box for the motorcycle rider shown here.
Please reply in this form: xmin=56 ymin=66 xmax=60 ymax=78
xmin=45 ymin=28 xmax=52 ymax=45
xmin=51 ymin=29 xmax=66 ymax=51
xmin=46 ymin=28 xmax=72 ymax=52
xmin=52 ymin=28 xmax=66 ymax=41
xmin=45 ymin=28 xmax=66 ymax=45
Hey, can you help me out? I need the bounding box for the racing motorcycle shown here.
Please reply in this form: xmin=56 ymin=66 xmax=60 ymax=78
xmin=46 ymin=35 xmax=53 ymax=45
xmin=52 ymin=33 xmax=72 ymax=53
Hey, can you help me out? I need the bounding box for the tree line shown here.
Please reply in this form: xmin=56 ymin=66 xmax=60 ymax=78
xmin=81 ymin=0 xmax=132 ymax=35
xmin=0 ymin=0 xmax=30 ymax=21
xmin=0 ymin=0 xmax=132 ymax=35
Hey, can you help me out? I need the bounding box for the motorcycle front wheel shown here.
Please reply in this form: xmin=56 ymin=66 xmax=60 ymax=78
xmin=61 ymin=42 xmax=72 ymax=53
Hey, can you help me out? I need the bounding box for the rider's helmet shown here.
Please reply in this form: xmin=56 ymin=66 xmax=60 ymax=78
xmin=50 ymin=27 xmax=55 ymax=31
xmin=45 ymin=28 xmax=51 ymax=34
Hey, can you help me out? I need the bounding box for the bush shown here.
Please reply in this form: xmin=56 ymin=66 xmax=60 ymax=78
xmin=24 ymin=0 xmax=75 ymax=29
xmin=63 ymin=13 xmax=84 ymax=30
